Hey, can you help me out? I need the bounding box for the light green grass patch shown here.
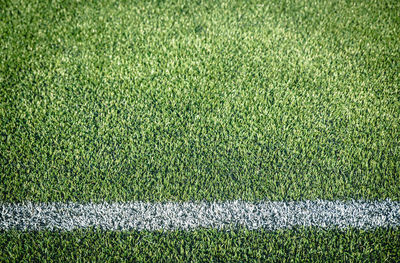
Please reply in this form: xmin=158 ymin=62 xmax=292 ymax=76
xmin=1 ymin=0 xmax=399 ymax=202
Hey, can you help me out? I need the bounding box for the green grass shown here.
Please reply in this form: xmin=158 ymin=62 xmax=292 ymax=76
xmin=1 ymin=227 xmax=400 ymax=262
xmin=1 ymin=0 xmax=400 ymax=202
xmin=1 ymin=0 xmax=400 ymax=261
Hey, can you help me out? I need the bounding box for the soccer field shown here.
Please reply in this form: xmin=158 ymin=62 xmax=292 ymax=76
xmin=1 ymin=0 xmax=400 ymax=261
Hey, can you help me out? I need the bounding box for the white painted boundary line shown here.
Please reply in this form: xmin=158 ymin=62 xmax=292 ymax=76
xmin=1 ymin=200 xmax=400 ymax=231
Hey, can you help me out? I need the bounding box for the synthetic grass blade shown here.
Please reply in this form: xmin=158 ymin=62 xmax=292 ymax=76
xmin=1 ymin=200 xmax=399 ymax=231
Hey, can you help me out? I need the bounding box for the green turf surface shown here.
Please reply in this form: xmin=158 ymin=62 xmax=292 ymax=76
xmin=1 ymin=0 xmax=400 ymax=261
xmin=1 ymin=0 xmax=400 ymax=202
xmin=1 ymin=228 xmax=399 ymax=262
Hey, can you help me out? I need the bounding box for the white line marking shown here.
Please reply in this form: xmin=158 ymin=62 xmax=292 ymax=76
xmin=1 ymin=200 xmax=399 ymax=231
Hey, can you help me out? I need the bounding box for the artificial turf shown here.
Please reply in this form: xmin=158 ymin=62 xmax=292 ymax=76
xmin=1 ymin=228 xmax=400 ymax=262
xmin=1 ymin=0 xmax=400 ymax=202
xmin=1 ymin=0 xmax=400 ymax=261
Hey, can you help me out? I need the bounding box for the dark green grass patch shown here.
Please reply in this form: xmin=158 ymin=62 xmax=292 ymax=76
xmin=1 ymin=228 xmax=400 ymax=262
xmin=1 ymin=0 xmax=400 ymax=202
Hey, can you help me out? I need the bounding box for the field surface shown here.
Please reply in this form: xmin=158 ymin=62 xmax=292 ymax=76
xmin=1 ymin=0 xmax=400 ymax=261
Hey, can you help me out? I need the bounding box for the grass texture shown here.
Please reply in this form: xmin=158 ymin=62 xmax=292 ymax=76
xmin=1 ymin=0 xmax=400 ymax=202
xmin=2 ymin=0 xmax=400 ymax=202
xmin=1 ymin=0 xmax=400 ymax=261
xmin=1 ymin=228 xmax=400 ymax=262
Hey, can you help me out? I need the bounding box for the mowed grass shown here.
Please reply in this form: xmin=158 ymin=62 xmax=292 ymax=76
xmin=1 ymin=0 xmax=399 ymax=202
